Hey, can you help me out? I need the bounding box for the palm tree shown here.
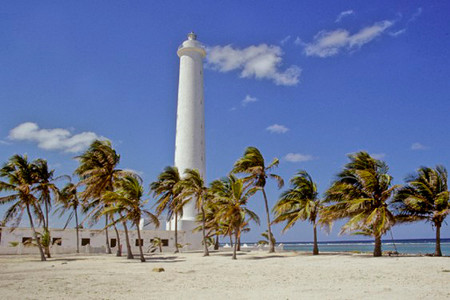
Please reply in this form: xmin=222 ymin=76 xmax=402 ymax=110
xmin=150 ymin=166 xmax=184 ymax=253
xmin=322 ymin=152 xmax=398 ymax=257
xmin=75 ymin=140 xmax=124 ymax=254
xmin=0 ymin=155 xmax=46 ymax=261
xmin=179 ymin=169 xmax=209 ymax=256
xmin=273 ymin=170 xmax=322 ymax=255
xmin=232 ymin=146 xmax=284 ymax=253
xmin=34 ymin=159 xmax=64 ymax=258
xmin=103 ymin=175 xmax=160 ymax=262
xmin=56 ymin=181 xmax=81 ymax=253
xmin=394 ymin=165 xmax=449 ymax=256
xmin=213 ymin=175 xmax=259 ymax=259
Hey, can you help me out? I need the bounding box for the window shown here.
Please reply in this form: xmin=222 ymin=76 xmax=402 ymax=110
xmin=22 ymin=237 xmax=32 ymax=244
xmin=81 ymin=238 xmax=90 ymax=246
xmin=135 ymin=239 xmax=143 ymax=247
xmin=110 ymin=238 xmax=117 ymax=248
xmin=162 ymin=239 xmax=169 ymax=247
xmin=52 ymin=238 xmax=62 ymax=246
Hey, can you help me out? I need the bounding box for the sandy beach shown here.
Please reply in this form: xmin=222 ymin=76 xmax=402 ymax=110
xmin=0 ymin=251 xmax=449 ymax=299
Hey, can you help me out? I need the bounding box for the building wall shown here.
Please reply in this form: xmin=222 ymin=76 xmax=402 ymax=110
xmin=0 ymin=227 xmax=186 ymax=255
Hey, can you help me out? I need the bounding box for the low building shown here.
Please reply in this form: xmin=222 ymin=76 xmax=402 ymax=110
xmin=0 ymin=226 xmax=186 ymax=255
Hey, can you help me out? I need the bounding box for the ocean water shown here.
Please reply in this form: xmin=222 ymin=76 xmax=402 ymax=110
xmin=280 ymin=238 xmax=450 ymax=255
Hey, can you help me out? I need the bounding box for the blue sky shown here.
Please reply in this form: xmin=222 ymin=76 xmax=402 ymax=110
xmin=1 ymin=1 xmax=449 ymax=242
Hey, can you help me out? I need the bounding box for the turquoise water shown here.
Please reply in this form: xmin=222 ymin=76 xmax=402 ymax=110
xmin=280 ymin=239 xmax=450 ymax=255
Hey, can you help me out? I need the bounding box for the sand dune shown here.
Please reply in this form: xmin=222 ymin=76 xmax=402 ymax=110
xmin=0 ymin=251 xmax=449 ymax=299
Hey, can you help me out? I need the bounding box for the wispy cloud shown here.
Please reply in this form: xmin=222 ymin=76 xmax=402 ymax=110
xmin=207 ymin=44 xmax=301 ymax=86
xmin=335 ymin=10 xmax=354 ymax=23
xmin=242 ymin=95 xmax=258 ymax=106
xmin=304 ymin=20 xmax=394 ymax=57
xmin=294 ymin=37 xmax=304 ymax=46
xmin=389 ymin=8 xmax=423 ymax=37
xmin=280 ymin=35 xmax=291 ymax=45
xmin=408 ymin=7 xmax=423 ymax=23
xmin=0 ymin=140 xmax=11 ymax=145
xmin=8 ymin=122 xmax=104 ymax=153
xmin=266 ymin=124 xmax=289 ymax=134
xmin=284 ymin=153 xmax=315 ymax=163
xmin=411 ymin=142 xmax=429 ymax=150
xmin=371 ymin=153 xmax=386 ymax=160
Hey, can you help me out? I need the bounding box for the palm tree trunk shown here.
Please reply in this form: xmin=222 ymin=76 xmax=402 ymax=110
xmin=374 ymin=235 xmax=382 ymax=257
xmin=136 ymin=222 xmax=145 ymax=262
xmin=201 ymin=205 xmax=209 ymax=256
xmin=262 ymin=189 xmax=275 ymax=253
xmin=214 ymin=233 xmax=219 ymax=250
xmin=43 ymin=196 xmax=51 ymax=259
xmin=434 ymin=221 xmax=442 ymax=256
xmin=105 ymin=216 xmax=111 ymax=254
xmin=237 ymin=236 xmax=241 ymax=251
xmin=74 ymin=207 xmax=80 ymax=254
xmin=313 ymin=222 xmax=319 ymax=255
xmin=229 ymin=233 xmax=233 ymax=248
xmin=26 ymin=204 xmax=46 ymax=261
xmin=123 ymin=221 xmax=133 ymax=259
xmin=174 ymin=211 xmax=179 ymax=253
xmin=112 ymin=222 xmax=121 ymax=257
xmin=232 ymin=230 xmax=238 ymax=260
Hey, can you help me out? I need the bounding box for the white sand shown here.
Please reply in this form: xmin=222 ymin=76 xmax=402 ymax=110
xmin=0 ymin=251 xmax=449 ymax=299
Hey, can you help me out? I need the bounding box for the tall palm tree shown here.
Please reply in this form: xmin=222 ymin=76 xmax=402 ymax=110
xmin=213 ymin=175 xmax=259 ymax=259
xmin=150 ymin=166 xmax=184 ymax=253
xmin=0 ymin=155 xmax=46 ymax=261
xmin=34 ymin=159 xmax=64 ymax=258
xmin=56 ymin=181 xmax=81 ymax=253
xmin=179 ymin=169 xmax=210 ymax=256
xmin=103 ymin=175 xmax=160 ymax=262
xmin=394 ymin=165 xmax=449 ymax=256
xmin=232 ymin=146 xmax=284 ymax=253
xmin=273 ymin=170 xmax=322 ymax=255
xmin=75 ymin=140 xmax=124 ymax=254
xmin=322 ymin=152 xmax=398 ymax=257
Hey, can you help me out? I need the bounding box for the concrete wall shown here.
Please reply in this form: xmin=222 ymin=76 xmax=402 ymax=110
xmin=0 ymin=227 xmax=186 ymax=255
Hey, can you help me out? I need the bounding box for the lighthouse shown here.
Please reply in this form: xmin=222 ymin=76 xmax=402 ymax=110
xmin=169 ymin=32 xmax=206 ymax=249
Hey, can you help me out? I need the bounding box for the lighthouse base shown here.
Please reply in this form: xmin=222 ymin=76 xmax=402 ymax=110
xmin=166 ymin=218 xmax=203 ymax=251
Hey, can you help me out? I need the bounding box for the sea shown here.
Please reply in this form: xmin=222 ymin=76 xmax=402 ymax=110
xmin=244 ymin=238 xmax=450 ymax=255
xmin=282 ymin=238 xmax=450 ymax=255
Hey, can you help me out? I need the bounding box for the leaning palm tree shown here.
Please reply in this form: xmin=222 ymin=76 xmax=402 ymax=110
xmin=150 ymin=166 xmax=185 ymax=253
xmin=56 ymin=181 xmax=81 ymax=253
xmin=0 ymin=155 xmax=46 ymax=261
xmin=213 ymin=175 xmax=260 ymax=259
xmin=103 ymin=175 xmax=160 ymax=262
xmin=75 ymin=140 xmax=124 ymax=254
xmin=232 ymin=146 xmax=284 ymax=253
xmin=178 ymin=169 xmax=210 ymax=256
xmin=322 ymin=152 xmax=398 ymax=257
xmin=273 ymin=170 xmax=322 ymax=255
xmin=394 ymin=165 xmax=449 ymax=256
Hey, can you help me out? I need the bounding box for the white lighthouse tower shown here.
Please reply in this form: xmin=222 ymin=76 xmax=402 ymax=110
xmin=169 ymin=32 xmax=206 ymax=249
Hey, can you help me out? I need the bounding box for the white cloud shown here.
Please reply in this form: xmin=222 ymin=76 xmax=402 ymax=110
xmin=8 ymin=122 xmax=103 ymax=153
xmin=336 ymin=10 xmax=354 ymax=23
xmin=371 ymin=153 xmax=386 ymax=160
xmin=207 ymin=44 xmax=301 ymax=86
xmin=304 ymin=20 xmax=394 ymax=57
xmin=242 ymin=95 xmax=258 ymax=106
xmin=0 ymin=140 xmax=11 ymax=145
xmin=266 ymin=124 xmax=289 ymax=134
xmin=123 ymin=168 xmax=144 ymax=176
xmin=284 ymin=153 xmax=315 ymax=163
xmin=411 ymin=142 xmax=428 ymax=151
